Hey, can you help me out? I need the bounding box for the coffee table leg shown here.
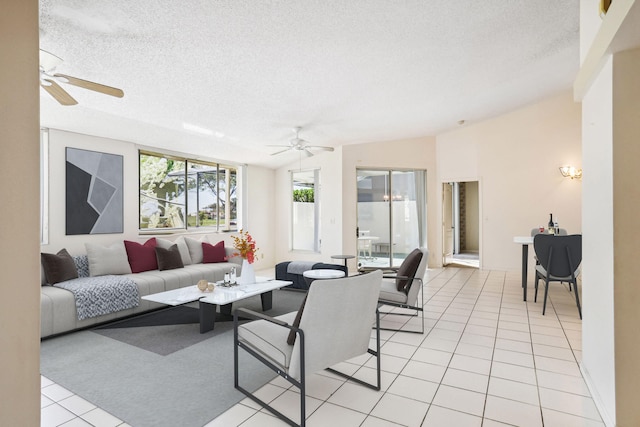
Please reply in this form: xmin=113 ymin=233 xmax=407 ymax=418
xmin=220 ymin=304 xmax=232 ymax=315
xmin=261 ymin=291 xmax=273 ymax=311
xmin=199 ymin=301 xmax=216 ymax=333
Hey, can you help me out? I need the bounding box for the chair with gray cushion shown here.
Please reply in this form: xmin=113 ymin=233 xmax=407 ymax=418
xmin=533 ymin=234 xmax=582 ymax=319
xmin=377 ymin=247 xmax=428 ymax=334
xmin=234 ymin=270 xmax=383 ymax=427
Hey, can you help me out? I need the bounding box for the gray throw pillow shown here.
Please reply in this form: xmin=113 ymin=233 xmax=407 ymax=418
xmin=184 ymin=236 xmax=209 ymax=264
xmin=41 ymin=248 xmax=78 ymax=284
xmin=157 ymin=237 xmax=192 ymax=265
xmin=85 ymin=242 xmax=132 ymax=276
xmin=155 ymin=244 xmax=185 ymax=271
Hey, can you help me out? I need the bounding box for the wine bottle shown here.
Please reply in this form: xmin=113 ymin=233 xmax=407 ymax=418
xmin=548 ymin=213 xmax=554 ymax=235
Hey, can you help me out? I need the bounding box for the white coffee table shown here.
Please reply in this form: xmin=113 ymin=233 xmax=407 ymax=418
xmin=142 ymin=277 xmax=291 ymax=333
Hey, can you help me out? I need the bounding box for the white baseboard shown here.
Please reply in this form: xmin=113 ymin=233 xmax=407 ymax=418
xmin=580 ymin=362 xmax=615 ymax=427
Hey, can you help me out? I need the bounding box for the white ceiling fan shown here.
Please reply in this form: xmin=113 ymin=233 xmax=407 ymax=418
xmin=39 ymin=49 xmax=124 ymax=106
xmin=269 ymin=126 xmax=334 ymax=157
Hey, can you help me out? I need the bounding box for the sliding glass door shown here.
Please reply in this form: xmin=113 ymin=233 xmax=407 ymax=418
xmin=356 ymin=169 xmax=426 ymax=269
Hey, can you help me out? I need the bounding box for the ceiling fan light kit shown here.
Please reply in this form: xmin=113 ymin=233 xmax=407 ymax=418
xmin=39 ymin=49 xmax=125 ymax=106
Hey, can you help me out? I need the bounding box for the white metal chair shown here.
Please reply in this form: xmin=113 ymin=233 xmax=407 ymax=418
xmin=377 ymin=247 xmax=428 ymax=334
xmin=233 ymin=270 xmax=383 ymax=427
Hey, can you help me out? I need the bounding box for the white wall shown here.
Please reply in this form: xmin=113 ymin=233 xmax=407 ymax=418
xmin=436 ymin=91 xmax=582 ymax=270
xmin=42 ymin=129 xmax=276 ymax=268
xmin=581 ymin=55 xmax=616 ymax=427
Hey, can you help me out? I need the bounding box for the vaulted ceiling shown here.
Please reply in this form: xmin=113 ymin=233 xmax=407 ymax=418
xmin=39 ymin=0 xmax=580 ymax=168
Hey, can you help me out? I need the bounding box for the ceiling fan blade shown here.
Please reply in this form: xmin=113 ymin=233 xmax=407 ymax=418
xmin=308 ymin=145 xmax=335 ymax=152
xmin=40 ymin=79 xmax=77 ymax=106
xmin=271 ymin=148 xmax=292 ymax=156
xmin=266 ymin=144 xmax=292 ymax=148
xmin=303 ymin=149 xmax=314 ymax=157
xmin=54 ymin=73 xmax=124 ymax=98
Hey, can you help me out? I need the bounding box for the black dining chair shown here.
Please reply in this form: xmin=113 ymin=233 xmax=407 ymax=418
xmin=533 ymin=234 xmax=582 ymax=319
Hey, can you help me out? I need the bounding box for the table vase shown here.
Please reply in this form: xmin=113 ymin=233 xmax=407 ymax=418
xmin=238 ymin=259 xmax=256 ymax=285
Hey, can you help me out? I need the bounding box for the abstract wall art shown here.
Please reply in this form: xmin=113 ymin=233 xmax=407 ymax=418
xmin=66 ymin=147 xmax=123 ymax=235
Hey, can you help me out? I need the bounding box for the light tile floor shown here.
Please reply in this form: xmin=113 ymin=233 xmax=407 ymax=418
xmin=42 ymin=267 xmax=603 ymax=427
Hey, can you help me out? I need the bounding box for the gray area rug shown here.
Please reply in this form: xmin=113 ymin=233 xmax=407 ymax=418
xmin=94 ymin=306 xmax=232 ymax=356
xmin=40 ymin=290 xmax=305 ymax=427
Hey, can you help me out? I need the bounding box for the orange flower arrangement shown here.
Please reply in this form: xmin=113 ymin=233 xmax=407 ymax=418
xmin=230 ymin=229 xmax=259 ymax=264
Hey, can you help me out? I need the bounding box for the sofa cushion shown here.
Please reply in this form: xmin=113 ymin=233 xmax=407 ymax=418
xmin=124 ymin=238 xmax=158 ymax=273
xmin=85 ymin=242 xmax=132 ymax=276
xmin=202 ymin=240 xmax=226 ymax=263
xmin=184 ymin=236 xmax=209 ymax=264
xmin=157 ymin=237 xmax=192 ymax=266
xmin=155 ymin=244 xmax=184 ymax=271
xmin=41 ymin=248 xmax=78 ymax=284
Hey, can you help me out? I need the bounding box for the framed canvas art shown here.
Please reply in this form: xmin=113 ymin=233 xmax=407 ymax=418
xmin=65 ymin=147 xmax=124 ymax=235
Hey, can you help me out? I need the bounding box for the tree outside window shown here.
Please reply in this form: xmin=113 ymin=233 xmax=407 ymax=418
xmin=139 ymin=151 xmax=238 ymax=231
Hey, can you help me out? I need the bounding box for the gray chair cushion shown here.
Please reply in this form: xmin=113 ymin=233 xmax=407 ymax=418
xmin=238 ymin=312 xmax=297 ymax=369
xmin=379 ymin=279 xmax=409 ymax=303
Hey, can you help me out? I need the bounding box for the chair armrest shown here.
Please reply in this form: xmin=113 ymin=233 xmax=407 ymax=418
xmin=233 ymin=307 xmax=289 ymax=327
xmin=382 ymin=274 xmax=411 ymax=280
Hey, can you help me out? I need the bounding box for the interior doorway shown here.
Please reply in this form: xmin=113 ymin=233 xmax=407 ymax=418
xmin=442 ymin=181 xmax=480 ymax=268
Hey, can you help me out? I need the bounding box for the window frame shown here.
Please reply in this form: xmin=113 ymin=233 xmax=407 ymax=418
xmin=138 ymin=150 xmax=240 ymax=233
xmin=291 ymin=168 xmax=321 ymax=252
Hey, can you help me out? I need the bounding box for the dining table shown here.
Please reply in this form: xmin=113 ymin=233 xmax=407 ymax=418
xmin=513 ymin=236 xmax=534 ymax=301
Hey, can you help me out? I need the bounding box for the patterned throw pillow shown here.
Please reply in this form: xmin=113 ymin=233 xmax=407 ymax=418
xmin=73 ymin=255 xmax=90 ymax=278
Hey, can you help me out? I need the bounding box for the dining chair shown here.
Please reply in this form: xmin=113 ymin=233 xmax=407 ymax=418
xmin=376 ymin=247 xmax=428 ymax=334
xmin=533 ymin=234 xmax=582 ymax=319
xmin=530 ymin=228 xmax=571 ymax=290
xmin=233 ymin=270 xmax=383 ymax=427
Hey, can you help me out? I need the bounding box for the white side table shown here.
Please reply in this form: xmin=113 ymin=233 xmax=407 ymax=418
xmin=303 ymin=269 xmax=346 ymax=286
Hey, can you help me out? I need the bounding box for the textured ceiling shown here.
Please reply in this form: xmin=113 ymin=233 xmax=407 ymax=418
xmin=39 ymin=0 xmax=580 ymax=168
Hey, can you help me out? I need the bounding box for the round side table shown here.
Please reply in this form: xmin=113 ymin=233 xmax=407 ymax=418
xmin=330 ymin=254 xmax=355 ymax=268
xmin=302 ymin=269 xmax=346 ymax=286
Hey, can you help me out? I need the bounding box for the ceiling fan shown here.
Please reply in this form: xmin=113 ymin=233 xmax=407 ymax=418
xmin=269 ymin=127 xmax=335 ymax=157
xmin=39 ymin=49 xmax=124 ymax=106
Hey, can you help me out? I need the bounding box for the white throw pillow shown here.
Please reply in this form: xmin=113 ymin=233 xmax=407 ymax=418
xmin=183 ymin=236 xmax=209 ymax=264
xmin=157 ymin=237 xmax=192 ymax=265
xmin=85 ymin=242 xmax=133 ymax=276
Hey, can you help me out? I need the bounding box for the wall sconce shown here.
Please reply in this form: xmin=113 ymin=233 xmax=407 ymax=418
xmin=559 ymin=166 xmax=582 ymax=180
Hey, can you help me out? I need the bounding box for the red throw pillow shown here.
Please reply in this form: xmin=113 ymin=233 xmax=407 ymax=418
xmin=124 ymin=238 xmax=158 ymax=273
xmin=202 ymin=240 xmax=226 ymax=263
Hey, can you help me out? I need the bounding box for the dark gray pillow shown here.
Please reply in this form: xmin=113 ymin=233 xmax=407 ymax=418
xmin=41 ymin=248 xmax=78 ymax=284
xmin=396 ymin=249 xmax=423 ymax=293
xmin=155 ymin=244 xmax=184 ymax=271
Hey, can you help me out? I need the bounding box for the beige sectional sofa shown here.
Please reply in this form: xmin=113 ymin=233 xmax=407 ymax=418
xmin=40 ymin=236 xmax=242 ymax=338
